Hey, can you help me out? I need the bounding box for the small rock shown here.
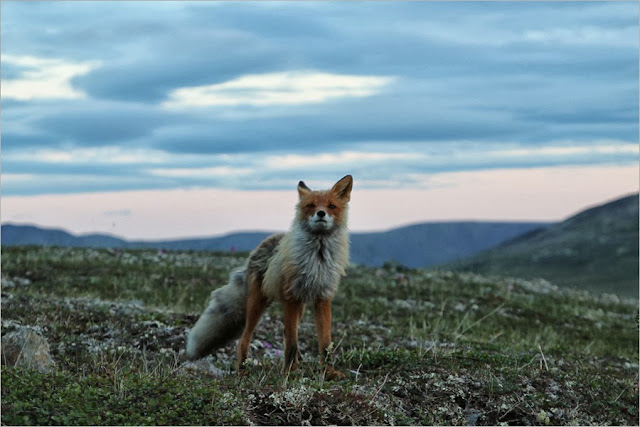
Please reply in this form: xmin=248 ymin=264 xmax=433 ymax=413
xmin=465 ymin=409 xmax=482 ymax=426
xmin=454 ymin=302 xmax=467 ymax=312
xmin=1 ymin=327 xmax=55 ymax=373
xmin=1 ymin=276 xmax=31 ymax=289
xmin=178 ymin=358 xmax=227 ymax=377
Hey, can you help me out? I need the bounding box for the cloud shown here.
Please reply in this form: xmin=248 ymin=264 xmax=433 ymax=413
xmin=492 ymin=144 xmax=639 ymax=158
xmin=163 ymin=71 xmax=395 ymax=108
xmin=523 ymin=27 xmax=637 ymax=47
xmin=6 ymin=146 xmax=171 ymax=165
xmin=148 ymin=166 xmax=254 ymax=178
xmin=1 ymin=54 xmax=100 ymax=101
xmin=264 ymin=151 xmax=416 ymax=169
xmin=27 ymin=101 xmax=184 ymax=146
xmin=150 ymin=95 xmax=529 ymax=156
xmin=1 ymin=1 xmax=637 ymax=198
xmin=3 ymin=141 xmax=637 ymax=196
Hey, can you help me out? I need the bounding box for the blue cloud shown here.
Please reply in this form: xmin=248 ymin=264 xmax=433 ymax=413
xmin=32 ymin=101 xmax=184 ymax=145
xmin=1 ymin=1 xmax=637 ymax=196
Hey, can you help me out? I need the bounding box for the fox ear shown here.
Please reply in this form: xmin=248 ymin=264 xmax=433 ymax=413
xmin=331 ymin=174 xmax=353 ymax=202
xmin=298 ymin=180 xmax=312 ymax=198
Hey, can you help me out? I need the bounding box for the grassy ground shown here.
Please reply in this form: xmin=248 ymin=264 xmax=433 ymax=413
xmin=1 ymin=246 xmax=638 ymax=425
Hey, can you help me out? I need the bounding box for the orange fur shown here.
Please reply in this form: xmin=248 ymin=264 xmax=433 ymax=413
xmin=187 ymin=175 xmax=352 ymax=380
xmin=297 ymin=191 xmax=349 ymax=227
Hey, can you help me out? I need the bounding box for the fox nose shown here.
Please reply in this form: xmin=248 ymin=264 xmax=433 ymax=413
xmin=317 ymin=210 xmax=326 ymax=218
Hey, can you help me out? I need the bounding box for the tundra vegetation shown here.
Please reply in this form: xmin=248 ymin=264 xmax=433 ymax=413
xmin=1 ymin=246 xmax=638 ymax=425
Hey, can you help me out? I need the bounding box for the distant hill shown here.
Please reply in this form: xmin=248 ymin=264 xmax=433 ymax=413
xmin=4 ymin=194 xmax=637 ymax=297
xmin=443 ymin=193 xmax=639 ymax=298
xmin=0 ymin=224 xmax=128 ymax=248
xmin=348 ymin=222 xmax=548 ymax=268
xmin=1 ymin=221 xmax=547 ymax=269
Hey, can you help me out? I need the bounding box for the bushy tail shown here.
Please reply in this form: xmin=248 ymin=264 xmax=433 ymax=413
xmin=186 ymin=266 xmax=248 ymax=360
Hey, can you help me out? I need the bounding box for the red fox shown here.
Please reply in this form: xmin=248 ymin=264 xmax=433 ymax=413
xmin=186 ymin=175 xmax=353 ymax=379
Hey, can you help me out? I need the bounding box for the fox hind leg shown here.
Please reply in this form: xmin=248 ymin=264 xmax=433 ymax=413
xmin=236 ymin=279 xmax=268 ymax=371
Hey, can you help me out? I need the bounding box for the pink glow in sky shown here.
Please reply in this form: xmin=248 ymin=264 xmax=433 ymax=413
xmin=2 ymin=164 xmax=637 ymax=241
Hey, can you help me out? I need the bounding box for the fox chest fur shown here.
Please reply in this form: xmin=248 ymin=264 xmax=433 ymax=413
xmin=259 ymin=225 xmax=349 ymax=304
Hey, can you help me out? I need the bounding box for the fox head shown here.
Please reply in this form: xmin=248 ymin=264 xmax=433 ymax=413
xmin=296 ymin=175 xmax=353 ymax=234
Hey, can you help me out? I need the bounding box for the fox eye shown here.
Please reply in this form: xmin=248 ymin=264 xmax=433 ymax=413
xmin=328 ymin=204 xmax=337 ymax=209
xmin=306 ymin=203 xmax=316 ymax=209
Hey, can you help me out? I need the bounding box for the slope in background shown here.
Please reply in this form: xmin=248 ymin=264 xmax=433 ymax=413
xmin=444 ymin=194 xmax=639 ymax=298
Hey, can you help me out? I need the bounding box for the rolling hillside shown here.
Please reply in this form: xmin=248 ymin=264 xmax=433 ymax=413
xmin=348 ymin=222 xmax=548 ymax=267
xmin=3 ymin=193 xmax=637 ymax=296
xmin=444 ymin=193 xmax=639 ymax=297
xmin=0 ymin=224 xmax=126 ymax=248
xmin=1 ymin=222 xmax=547 ymax=269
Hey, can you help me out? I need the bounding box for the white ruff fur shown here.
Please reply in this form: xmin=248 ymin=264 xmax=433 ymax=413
xmin=263 ymin=211 xmax=349 ymax=304
xmin=289 ymin=222 xmax=349 ymax=303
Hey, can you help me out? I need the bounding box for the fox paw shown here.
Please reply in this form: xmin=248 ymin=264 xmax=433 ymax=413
xmin=323 ymin=366 xmax=346 ymax=381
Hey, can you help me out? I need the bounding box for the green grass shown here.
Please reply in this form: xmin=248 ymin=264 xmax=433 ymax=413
xmin=2 ymin=246 xmax=638 ymax=425
xmin=1 ymin=246 xmax=244 ymax=312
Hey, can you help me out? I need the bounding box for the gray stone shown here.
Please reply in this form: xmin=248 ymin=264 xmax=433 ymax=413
xmin=2 ymin=327 xmax=55 ymax=373
xmin=179 ymin=357 xmax=227 ymax=377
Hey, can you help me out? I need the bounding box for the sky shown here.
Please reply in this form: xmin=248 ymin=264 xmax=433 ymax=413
xmin=1 ymin=1 xmax=638 ymax=240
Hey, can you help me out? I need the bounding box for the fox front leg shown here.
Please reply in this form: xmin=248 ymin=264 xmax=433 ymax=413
xmin=314 ymin=299 xmax=345 ymax=380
